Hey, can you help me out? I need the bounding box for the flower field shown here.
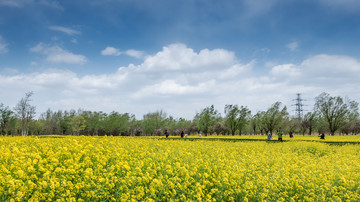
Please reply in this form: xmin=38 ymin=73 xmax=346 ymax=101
xmin=1 ymin=136 xmax=360 ymax=201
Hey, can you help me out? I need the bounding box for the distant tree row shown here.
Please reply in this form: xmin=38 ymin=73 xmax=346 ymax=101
xmin=1 ymin=92 xmax=359 ymax=136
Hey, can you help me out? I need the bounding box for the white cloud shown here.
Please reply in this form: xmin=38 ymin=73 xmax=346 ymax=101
xmin=49 ymin=26 xmax=81 ymax=36
xmin=125 ymin=49 xmax=144 ymax=59
xmin=132 ymin=80 xmax=214 ymax=99
xmin=30 ymin=43 xmax=87 ymax=64
xmin=301 ymin=54 xmax=360 ymax=74
xmin=137 ymin=43 xmax=236 ymax=72
xmin=0 ymin=35 xmax=8 ymax=54
xmin=101 ymin=46 xmax=121 ymax=56
xmin=286 ymin=42 xmax=299 ymax=51
xmin=2 ymin=43 xmax=360 ymax=119
xmin=101 ymin=46 xmax=144 ymax=58
xmin=270 ymin=64 xmax=301 ymax=78
xmin=219 ymin=62 xmax=254 ymax=79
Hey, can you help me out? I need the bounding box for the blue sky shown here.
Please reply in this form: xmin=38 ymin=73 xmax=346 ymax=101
xmin=1 ymin=0 xmax=360 ymax=119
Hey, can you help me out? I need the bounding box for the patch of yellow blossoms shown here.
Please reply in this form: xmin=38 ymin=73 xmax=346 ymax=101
xmin=0 ymin=136 xmax=360 ymax=201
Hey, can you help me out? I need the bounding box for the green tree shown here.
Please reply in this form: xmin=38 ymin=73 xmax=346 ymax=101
xmin=142 ymin=110 xmax=167 ymax=135
xmin=237 ymin=106 xmax=251 ymax=135
xmin=224 ymin=104 xmax=239 ymax=135
xmin=82 ymin=111 xmax=106 ymax=136
xmin=250 ymin=112 xmax=262 ymax=135
xmin=103 ymin=112 xmax=131 ymax=136
xmin=314 ymin=92 xmax=358 ymax=135
xmin=300 ymin=112 xmax=317 ymax=135
xmin=0 ymin=103 xmax=13 ymax=135
xmin=194 ymin=105 xmax=221 ymax=136
xmin=69 ymin=115 xmax=86 ymax=136
xmin=39 ymin=109 xmax=63 ymax=135
xmin=262 ymin=102 xmax=288 ymax=134
xmin=29 ymin=120 xmax=44 ymax=135
xmin=341 ymin=98 xmax=359 ymax=135
xmin=59 ymin=110 xmax=72 ymax=135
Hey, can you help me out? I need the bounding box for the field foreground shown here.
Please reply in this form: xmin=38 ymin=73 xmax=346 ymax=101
xmin=1 ymin=136 xmax=360 ymax=201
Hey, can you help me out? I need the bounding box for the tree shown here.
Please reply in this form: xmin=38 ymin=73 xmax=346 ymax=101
xmin=59 ymin=110 xmax=72 ymax=135
xmin=194 ymin=105 xmax=221 ymax=136
xmin=262 ymin=102 xmax=288 ymax=134
xmin=81 ymin=111 xmax=105 ymax=136
xmin=142 ymin=110 xmax=167 ymax=135
xmin=314 ymin=92 xmax=358 ymax=135
xmin=224 ymin=104 xmax=239 ymax=135
xmin=283 ymin=117 xmax=298 ymax=134
xmin=300 ymin=112 xmax=317 ymax=135
xmin=341 ymin=98 xmax=359 ymax=135
xmin=255 ymin=111 xmax=267 ymax=135
xmin=14 ymin=92 xmax=36 ymax=136
xmin=0 ymin=103 xmax=13 ymax=135
xmin=29 ymin=120 xmax=44 ymax=135
xmin=102 ymin=112 xmax=131 ymax=136
xmin=69 ymin=115 xmax=86 ymax=136
xmin=39 ymin=109 xmax=62 ymax=135
xmin=214 ymin=123 xmax=227 ymax=135
xmin=134 ymin=126 xmax=143 ymax=136
xmin=237 ymin=106 xmax=251 ymax=135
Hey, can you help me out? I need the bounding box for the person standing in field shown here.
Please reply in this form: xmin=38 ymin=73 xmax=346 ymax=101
xmin=181 ymin=130 xmax=184 ymax=138
xmin=165 ymin=129 xmax=169 ymax=138
xmin=267 ymin=133 xmax=272 ymax=140
xmin=277 ymin=129 xmax=283 ymax=142
xmin=320 ymin=133 xmax=325 ymax=140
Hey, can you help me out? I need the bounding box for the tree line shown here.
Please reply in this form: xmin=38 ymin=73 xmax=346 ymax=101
xmin=1 ymin=92 xmax=359 ymax=136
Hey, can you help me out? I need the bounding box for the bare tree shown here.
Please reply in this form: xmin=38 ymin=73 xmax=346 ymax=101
xmin=14 ymin=92 xmax=36 ymax=136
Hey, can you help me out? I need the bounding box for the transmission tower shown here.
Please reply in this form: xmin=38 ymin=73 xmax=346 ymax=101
xmin=293 ymin=93 xmax=305 ymax=119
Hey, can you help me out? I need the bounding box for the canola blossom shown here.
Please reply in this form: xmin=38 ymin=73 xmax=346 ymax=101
xmin=1 ymin=136 xmax=360 ymax=201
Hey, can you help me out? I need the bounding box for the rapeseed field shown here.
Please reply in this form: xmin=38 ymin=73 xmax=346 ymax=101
xmin=1 ymin=136 xmax=360 ymax=201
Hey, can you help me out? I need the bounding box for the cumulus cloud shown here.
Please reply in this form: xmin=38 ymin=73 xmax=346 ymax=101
xmin=2 ymin=43 xmax=360 ymax=119
xmin=101 ymin=46 xmax=121 ymax=56
xmin=30 ymin=43 xmax=87 ymax=64
xmin=219 ymin=62 xmax=254 ymax=79
xmin=286 ymin=42 xmax=299 ymax=51
xmin=0 ymin=35 xmax=8 ymax=54
xmin=131 ymin=80 xmax=215 ymax=99
xmin=137 ymin=43 xmax=236 ymax=72
xmin=49 ymin=26 xmax=81 ymax=35
xmin=270 ymin=64 xmax=301 ymax=78
xmin=101 ymin=46 xmax=144 ymax=58
xmin=300 ymin=54 xmax=360 ymax=76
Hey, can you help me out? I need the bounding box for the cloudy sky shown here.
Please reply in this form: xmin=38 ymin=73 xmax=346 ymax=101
xmin=1 ymin=0 xmax=360 ymax=119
